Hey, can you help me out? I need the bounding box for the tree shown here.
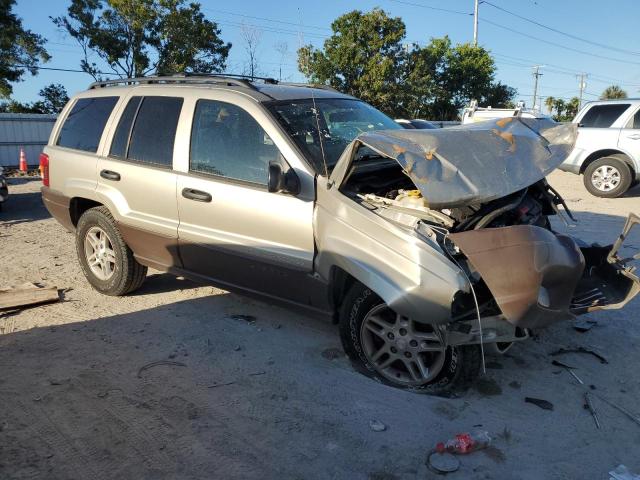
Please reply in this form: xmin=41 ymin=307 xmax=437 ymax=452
xmin=0 ymin=0 xmax=50 ymax=98
xmin=545 ymin=96 xmax=580 ymax=122
xmin=33 ymin=84 xmax=70 ymax=113
xmin=0 ymin=83 xmax=69 ymax=114
xmin=240 ymin=23 xmax=262 ymax=79
xmin=600 ymin=85 xmax=627 ymax=100
xmin=298 ymin=8 xmax=407 ymax=115
xmin=297 ymin=9 xmax=515 ymax=119
xmin=52 ymin=0 xmax=231 ymax=79
xmin=403 ymin=36 xmax=514 ymax=119
xmin=544 ymin=96 xmax=555 ymax=115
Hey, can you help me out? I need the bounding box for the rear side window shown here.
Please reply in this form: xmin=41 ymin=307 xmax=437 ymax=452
xmin=109 ymin=96 xmax=142 ymax=158
xmin=56 ymin=97 xmax=118 ymax=152
xmin=110 ymin=96 xmax=183 ymax=167
xmin=580 ymin=104 xmax=630 ymax=128
xmin=627 ymin=109 xmax=640 ymax=129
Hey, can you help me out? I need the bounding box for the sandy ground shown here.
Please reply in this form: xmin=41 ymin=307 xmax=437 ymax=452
xmin=0 ymin=171 xmax=639 ymax=480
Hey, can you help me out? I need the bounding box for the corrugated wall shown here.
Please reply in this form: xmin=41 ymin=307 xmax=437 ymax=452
xmin=0 ymin=113 xmax=57 ymax=167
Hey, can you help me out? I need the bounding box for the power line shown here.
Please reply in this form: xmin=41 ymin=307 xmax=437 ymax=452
xmin=8 ymin=64 xmax=115 ymax=76
xmin=387 ymin=0 xmax=471 ymax=16
xmin=201 ymin=8 xmax=331 ymax=32
xmin=481 ymin=18 xmax=640 ymax=67
xmin=482 ymin=1 xmax=640 ymax=57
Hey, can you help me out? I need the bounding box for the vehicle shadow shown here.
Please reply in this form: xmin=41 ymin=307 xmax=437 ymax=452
xmin=0 ymin=188 xmax=50 ymax=224
xmin=623 ymin=182 xmax=640 ymax=198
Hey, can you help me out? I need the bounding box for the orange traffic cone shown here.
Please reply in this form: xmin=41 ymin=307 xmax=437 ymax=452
xmin=19 ymin=148 xmax=27 ymax=172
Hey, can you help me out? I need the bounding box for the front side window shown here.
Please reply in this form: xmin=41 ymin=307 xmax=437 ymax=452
xmin=267 ymin=98 xmax=400 ymax=174
xmin=190 ymin=100 xmax=280 ymax=185
xmin=580 ymin=104 xmax=630 ymax=128
xmin=57 ymin=96 xmax=118 ymax=152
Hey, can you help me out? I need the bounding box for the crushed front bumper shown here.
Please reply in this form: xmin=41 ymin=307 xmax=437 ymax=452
xmin=449 ymin=214 xmax=640 ymax=329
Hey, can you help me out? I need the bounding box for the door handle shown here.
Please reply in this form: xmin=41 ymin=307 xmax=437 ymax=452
xmin=100 ymin=169 xmax=121 ymax=181
xmin=182 ymin=188 xmax=212 ymax=203
xmin=627 ymin=134 xmax=640 ymax=140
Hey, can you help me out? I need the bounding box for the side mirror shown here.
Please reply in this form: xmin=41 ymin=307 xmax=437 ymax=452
xmin=268 ymin=161 xmax=300 ymax=195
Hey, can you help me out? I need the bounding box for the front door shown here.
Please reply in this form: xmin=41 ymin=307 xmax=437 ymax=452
xmin=176 ymin=97 xmax=322 ymax=307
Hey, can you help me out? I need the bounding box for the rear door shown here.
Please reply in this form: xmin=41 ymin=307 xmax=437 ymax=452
xmin=617 ymin=106 xmax=640 ymax=170
xmin=175 ymin=93 xmax=321 ymax=306
xmin=96 ymin=93 xmax=184 ymax=269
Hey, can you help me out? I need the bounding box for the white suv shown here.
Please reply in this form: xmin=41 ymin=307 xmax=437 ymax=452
xmin=560 ymin=99 xmax=640 ymax=197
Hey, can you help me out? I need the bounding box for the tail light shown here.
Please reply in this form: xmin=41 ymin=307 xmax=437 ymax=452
xmin=39 ymin=153 xmax=49 ymax=187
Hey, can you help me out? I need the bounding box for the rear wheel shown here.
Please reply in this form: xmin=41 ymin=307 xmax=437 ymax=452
xmin=583 ymin=156 xmax=632 ymax=198
xmin=339 ymin=283 xmax=480 ymax=395
xmin=76 ymin=206 xmax=147 ymax=296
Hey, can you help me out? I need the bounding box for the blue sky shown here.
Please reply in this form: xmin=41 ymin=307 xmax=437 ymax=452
xmin=11 ymin=0 xmax=640 ymax=112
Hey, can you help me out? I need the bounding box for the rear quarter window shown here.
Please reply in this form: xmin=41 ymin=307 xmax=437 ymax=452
xmin=56 ymin=97 xmax=119 ymax=152
xmin=580 ymin=104 xmax=630 ymax=128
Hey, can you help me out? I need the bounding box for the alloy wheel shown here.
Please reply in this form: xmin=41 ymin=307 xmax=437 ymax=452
xmin=360 ymin=304 xmax=446 ymax=386
xmin=591 ymin=165 xmax=621 ymax=192
xmin=84 ymin=226 xmax=117 ymax=281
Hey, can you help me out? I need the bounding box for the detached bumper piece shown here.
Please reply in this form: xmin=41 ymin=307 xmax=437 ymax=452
xmin=450 ymin=214 xmax=640 ymax=330
xmin=571 ymin=213 xmax=640 ymax=315
xmin=450 ymin=225 xmax=584 ymax=329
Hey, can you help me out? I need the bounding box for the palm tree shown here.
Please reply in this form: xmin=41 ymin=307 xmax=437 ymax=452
xmin=600 ymin=85 xmax=628 ymax=100
xmin=544 ymin=96 xmax=556 ymax=115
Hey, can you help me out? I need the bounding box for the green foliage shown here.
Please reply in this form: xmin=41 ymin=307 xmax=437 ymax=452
xmin=0 ymin=83 xmax=69 ymax=113
xmin=600 ymin=85 xmax=627 ymax=100
xmin=298 ymin=9 xmax=515 ymax=119
xmin=299 ymin=8 xmax=406 ymax=114
xmin=0 ymin=0 xmax=50 ymax=98
xmin=52 ymin=0 xmax=231 ymax=79
xmin=545 ymin=96 xmax=580 ymax=122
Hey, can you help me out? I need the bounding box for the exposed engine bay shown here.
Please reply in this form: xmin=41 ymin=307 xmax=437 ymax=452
xmin=337 ymin=122 xmax=640 ymax=333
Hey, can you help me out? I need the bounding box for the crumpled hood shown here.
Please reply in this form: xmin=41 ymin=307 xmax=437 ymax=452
xmin=336 ymin=117 xmax=577 ymax=209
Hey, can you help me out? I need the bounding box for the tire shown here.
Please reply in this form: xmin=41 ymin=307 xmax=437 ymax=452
xmin=75 ymin=206 xmax=147 ymax=296
xmin=338 ymin=283 xmax=480 ymax=395
xmin=583 ymin=156 xmax=632 ymax=198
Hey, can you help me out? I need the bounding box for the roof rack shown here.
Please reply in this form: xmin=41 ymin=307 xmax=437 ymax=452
xmin=88 ymin=72 xmax=340 ymax=95
xmin=277 ymin=82 xmax=339 ymax=93
xmin=88 ymin=72 xmax=278 ymax=90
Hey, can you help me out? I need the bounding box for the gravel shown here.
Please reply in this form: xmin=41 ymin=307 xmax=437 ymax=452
xmin=0 ymin=172 xmax=639 ymax=479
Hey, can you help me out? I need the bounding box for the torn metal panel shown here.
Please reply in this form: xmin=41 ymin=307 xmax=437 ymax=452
xmin=572 ymin=213 xmax=640 ymax=314
xmin=449 ymin=225 xmax=585 ymax=329
xmin=339 ymin=117 xmax=577 ymax=209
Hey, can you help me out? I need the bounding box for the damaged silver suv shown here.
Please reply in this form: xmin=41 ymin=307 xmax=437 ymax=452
xmin=42 ymin=74 xmax=640 ymax=394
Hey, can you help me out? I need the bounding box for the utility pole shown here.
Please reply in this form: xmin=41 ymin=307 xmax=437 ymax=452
xmin=473 ymin=0 xmax=479 ymax=46
xmin=532 ymin=65 xmax=543 ymax=112
xmin=577 ymin=73 xmax=587 ymax=110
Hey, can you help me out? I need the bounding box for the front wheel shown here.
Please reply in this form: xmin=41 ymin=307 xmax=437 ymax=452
xmin=338 ymin=283 xmax=480 ymax=395
xmin=583 ymin=156 xmax=632 ymax=198
xmin=75 ymin=206 xmax=147 ymax=296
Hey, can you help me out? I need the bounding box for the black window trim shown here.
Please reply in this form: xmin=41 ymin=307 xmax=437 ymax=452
xmin=187 ymin=98 xmax=278 ymax=187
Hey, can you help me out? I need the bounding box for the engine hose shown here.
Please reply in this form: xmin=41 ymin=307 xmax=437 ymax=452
xmin=473 ymin=189 xmax=528 ymax=230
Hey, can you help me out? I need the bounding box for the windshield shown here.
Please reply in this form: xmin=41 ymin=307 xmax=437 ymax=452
xmin=266 ymin=98 xmax=400 ymax=174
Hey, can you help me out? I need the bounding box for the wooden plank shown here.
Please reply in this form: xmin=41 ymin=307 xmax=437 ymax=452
xmin=0 ymin=284 xmax=59 ymax=310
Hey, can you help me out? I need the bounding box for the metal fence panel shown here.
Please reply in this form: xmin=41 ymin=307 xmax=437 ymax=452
xmin=0 ymin=113 xmax=56 ymax=167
